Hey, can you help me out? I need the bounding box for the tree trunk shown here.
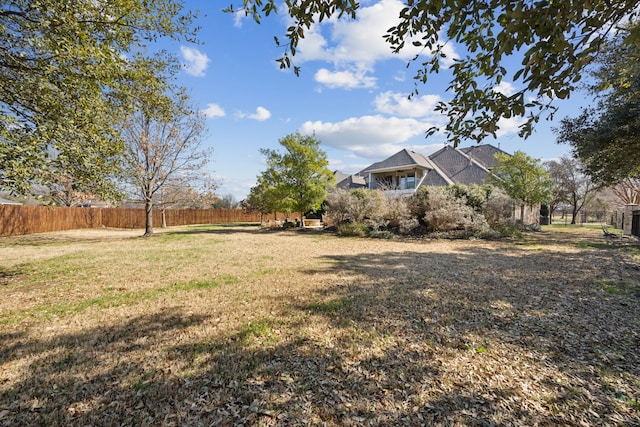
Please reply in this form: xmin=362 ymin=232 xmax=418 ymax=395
xmin=520 ymin=204 xmax=525 ymax=224
xmin=144 ymin=198 xmax=154 ymax=237
xmin=161 ymin=208 xmax=167 ymax=228
xmin=571 ymin=206 xmax=578 ymax=224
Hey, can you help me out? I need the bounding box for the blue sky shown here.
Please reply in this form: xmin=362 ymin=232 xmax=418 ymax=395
xmin=164 ymin=0 xmax=590 ymax=201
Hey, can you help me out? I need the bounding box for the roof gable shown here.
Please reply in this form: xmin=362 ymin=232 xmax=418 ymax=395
xmin=334 ymin=170 xmax=350 ymax=184
xmin=422 ymin=169 xmax=452 ymax=186
xmin=449 ymin=164 xmax=491 ymax=185
xmin=360 ymin=149 xmax=433 ymax=174
xmin=428 ymin=145 xmax=473 ymax=177
xmin=459 ymin=144 xmax=508 ymax=170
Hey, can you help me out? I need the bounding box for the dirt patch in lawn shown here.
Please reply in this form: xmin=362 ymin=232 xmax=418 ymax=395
xmin=0 ymin=225 xmax=639 ymax=426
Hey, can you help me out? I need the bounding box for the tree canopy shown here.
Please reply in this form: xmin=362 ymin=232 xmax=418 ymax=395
xmin=487 ymin=151 xmax=552 ymax=222
xmin=250 ymin=132 xmax=334 ymax=222
xmin=227 ymin=0 xmax=640 ymax=145
xmin=556 ymin=24 xmax=640 ymax=186
xmin=0 ymin=0 xmax=197 ymax=197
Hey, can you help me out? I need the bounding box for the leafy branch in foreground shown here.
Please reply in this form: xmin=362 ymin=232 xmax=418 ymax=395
xmin=225 ymin=0 xmax=639 ymax=145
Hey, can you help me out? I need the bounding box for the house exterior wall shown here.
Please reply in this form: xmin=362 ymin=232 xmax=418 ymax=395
xmin=513 ymin=203 xmax=540 ymax=224
xmin=622 ymin=204 xmax=640 ymax=236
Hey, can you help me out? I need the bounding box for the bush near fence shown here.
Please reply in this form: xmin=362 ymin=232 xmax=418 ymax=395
xmin=0 ymin=205 xmax=269 ymax=237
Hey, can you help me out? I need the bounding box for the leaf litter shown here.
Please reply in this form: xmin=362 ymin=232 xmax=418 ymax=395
xmin=0 ymin=225 xmax=638 ymax=426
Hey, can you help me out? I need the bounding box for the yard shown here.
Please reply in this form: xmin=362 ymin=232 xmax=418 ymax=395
xmin=1 ymin=224 xmax=639 ymax=426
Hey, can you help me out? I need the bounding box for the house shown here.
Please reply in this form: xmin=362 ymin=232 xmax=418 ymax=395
xmin=335 ymin=144 xmax=508 ymax=194
xmin=334 ymin=170 xmax=367 ymax=190
xmin=333 ymin=144 xmax=546 ymax=224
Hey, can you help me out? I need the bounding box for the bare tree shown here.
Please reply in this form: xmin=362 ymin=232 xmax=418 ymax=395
xmin=155 ymin=177 xmax=218 ymax=227
xmin=611 ymin=178 xmax=640 ymax=205
xmin=122 ymin=88 xmax=210 ymax=236
xmin=212 ymin=193 xmax=239 ymax=209
xmin=547 ymin=156 xmax=600 ymax=224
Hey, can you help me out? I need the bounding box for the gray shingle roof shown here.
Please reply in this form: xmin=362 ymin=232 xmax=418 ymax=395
xmin=459 ymin=144 xmax=507 ymax=170
xmin=421 ymin=169 xmax=452 ymax=186
xmin=335 ymin=171 xmax=366 ymax=189
xmin=359 ymin=149 xmax=434 ymax=174
xmin=428 ymin=145 xmax=491 ymax=186
xmin=344 ymin=143 xmax=504 ymax=190
xmin=428 ymin=146 xmax=471 ymax=177
xmin=449 ymin=164 xmax=491 ymax=185
xmin=334 ymin=170 xmax=350 ymax=184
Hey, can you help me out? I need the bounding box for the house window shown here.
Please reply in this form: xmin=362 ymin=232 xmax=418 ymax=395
xmin=398 ymin=173 xmax=415 ymax=189
xmin=375 ymin=172 xmax=417 ymax=190
xmin=406 ymin=174 xmax=415 ymax=189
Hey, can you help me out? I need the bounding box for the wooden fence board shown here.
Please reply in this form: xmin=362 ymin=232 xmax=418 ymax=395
xmin=0 ymin=205 xmax=270 ymax=237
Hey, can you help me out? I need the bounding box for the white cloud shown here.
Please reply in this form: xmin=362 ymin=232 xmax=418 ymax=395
xmin=202 ymin=103 xmax=226 ymax=119
xmin=374 ymin=91 xmax=443 ymax=118
xmin=295 ymin=0 xmax=459 ymax=79
xmin=233 ymin=10 xmax=247 ymax=28
xmin=299 ymin=115 xmax=434 ymax=158
xmin=495 ymin=116 xmax=527 ymax=138
xmin=393 ymin=71 xmax=406 ymax=82
xmin=296 ymin=0 xmax=405 ymax=65
xmin=215 ymin=175 xmax=254 ymax=201
xmin=249 ymin=106 xmax=272 ymax=121
xmin=180 ymin=46 xmax=210 ymax=77
xmin=238 ymin=106 xmax=272 ymax=121
xmin=493 ymin=81 xmax=517 ymax=97
xmin=314 ymin=68 xmax=376 ymax=89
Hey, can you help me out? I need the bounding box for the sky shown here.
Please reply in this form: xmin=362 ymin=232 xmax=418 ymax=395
xmin=161 ymin=0 xmax=591 ymax=201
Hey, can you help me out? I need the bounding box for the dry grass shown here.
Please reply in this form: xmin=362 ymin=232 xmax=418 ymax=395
xmin=1 ymin=224 xmax=639 ymax=426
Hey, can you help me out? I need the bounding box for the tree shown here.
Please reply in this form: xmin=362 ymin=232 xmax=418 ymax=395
xmin=251 ymin=132 xmax=334 ymax=224
xmin=212 ymin=193 xmax=240 ymax=209
xmin=611 ymin=178 xmax=640 ymax=205
xmin=154 ymin=178 xmax=219 ymax=227
xmin=244 ymin=179 xmax=281 ymax=221
xmin=0 ymin=0 xmax=197 ymax=196
xmin=121 ymin=86 xmax=210 ymax=237
xmin=227 ymin=0 xmax=639 ymax=145
xmin=545 ymin=162 xmax=566 ymax=224
xmin=547 ymin=156 xmax=600 ymax=224
xmin=487 ymin=151 xmax=553 ymax=223
xmin=556 ymin=24 xmax=640 ymax=185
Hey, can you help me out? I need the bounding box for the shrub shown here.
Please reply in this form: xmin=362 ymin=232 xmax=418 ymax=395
xmin=448 ymin=184 xmax=492 ymax=213
xmin=410 ymin=186 xmax=488 ymax=232
xmin=336 ymin=222 xmax=368 ymax=237
xmin=484 ymin=187 xmax=516 ymax=227
xmin=324 ymin=188 xmax=353 ymax=226
xmin=351 ymin=188 xmax=388 ymax=229
xmin=325 ymin=188 xmax=389 ymax=230
xmin=368 ymin=230 xmax=396 ymax=239
xmin=396 ymin=216 xmax=420 ymax=235
xmin=421 ymin=187 xmax=488 ymax=232
xmin=409 ymin=186 xmax=431 ymax=226
xmin=383 ymin=190 xmax=417 ymax=234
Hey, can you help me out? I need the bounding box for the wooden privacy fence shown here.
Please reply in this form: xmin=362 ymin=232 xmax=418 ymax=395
xmin=0 ymin=205 xmax=266 ymax=237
